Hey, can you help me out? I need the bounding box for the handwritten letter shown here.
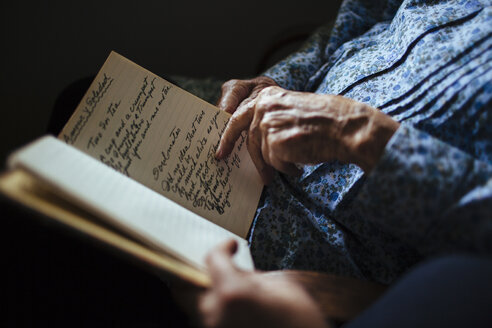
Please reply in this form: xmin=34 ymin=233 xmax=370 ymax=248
xmin=59 ymin=52 xmax=263 ymax=237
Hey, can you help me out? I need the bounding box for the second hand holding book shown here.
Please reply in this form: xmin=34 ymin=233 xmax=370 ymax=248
xmin=0 ymin=51 xmax=264 ymax=285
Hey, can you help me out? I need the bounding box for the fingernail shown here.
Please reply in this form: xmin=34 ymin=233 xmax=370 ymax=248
xmin=215 ymin=148 xmax=222 ymax=159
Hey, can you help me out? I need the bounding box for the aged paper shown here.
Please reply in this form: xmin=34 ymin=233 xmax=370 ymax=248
xmin=59 ymin=52 xmax=263 ymax=237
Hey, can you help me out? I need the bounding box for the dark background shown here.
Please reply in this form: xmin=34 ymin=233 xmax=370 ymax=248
xmin=1 ymin=0 xmax=343 ymax=326
xmin=0 ymin=0 xmax=342 ymax=167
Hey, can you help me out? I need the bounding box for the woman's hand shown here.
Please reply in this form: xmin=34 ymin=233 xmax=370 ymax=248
xmin=199 ymin=240 xmax=329 ymax=328
xmin=216 ymin=86 xmax=400 ymax=184
xmin=217 ymin=76 xmax=278 ymax=114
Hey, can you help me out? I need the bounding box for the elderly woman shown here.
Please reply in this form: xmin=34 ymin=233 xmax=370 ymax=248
xmin=195 ymin=0 xmax=492 ymax=327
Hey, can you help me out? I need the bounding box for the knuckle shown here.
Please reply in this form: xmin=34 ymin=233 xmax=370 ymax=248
xmin=257 ymin=103 xmax=269 ymax=114
xmin=228 ymin=114 xmax=241 ymax=127
xmin=222 ymin=79 xmax=238 ymax=89
xmin=256 ymin=89 xmax=279 ymax=109
xmin=222 ymin=79 xmax=247 ymax=92
xmin=232 ymin=85 xmax=248 ymax=98
xmin=258 ymin=85 xmax=279 ymax=96
xmin=253 ymin=76 xmax=276 ymax=87
xmin=236 ymin=99 xmax=254 ymax=117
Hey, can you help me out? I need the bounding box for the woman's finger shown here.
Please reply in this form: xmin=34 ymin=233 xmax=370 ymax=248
xmin=215 ymin=96 xmax=259 ymax=158
xmin=248 ymin=123 xmax=274 ymax=184
xmin=217 ymin=80 xmax=253 ymax=114
xmin=205 ymin=239 xmax=239 ymax=286
xmin=261 ymin=133 xmax=301 ymax=176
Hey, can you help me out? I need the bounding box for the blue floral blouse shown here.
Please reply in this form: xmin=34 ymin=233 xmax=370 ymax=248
xmin=246 ymin=0 xmax=492 ymax=284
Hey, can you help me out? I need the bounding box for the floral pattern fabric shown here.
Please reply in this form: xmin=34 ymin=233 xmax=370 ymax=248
xmin=177 ymin=0 xmax=492 ymax=284
xmin=251 ymin=0 xmax=492 ymax=284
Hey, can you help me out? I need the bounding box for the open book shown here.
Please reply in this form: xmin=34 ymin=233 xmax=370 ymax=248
xmin=0 ymin=52 xmax=263 ymax=286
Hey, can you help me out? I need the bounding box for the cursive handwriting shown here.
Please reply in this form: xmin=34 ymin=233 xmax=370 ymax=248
xmin=95 ymin=77 xmax=172 ymax=176
xmin=63 ymin=73 xmax=114 ymax=144
xmin=155 ymin=110 xmax=238 ymax=215
xmin=152 ymin=126 xmax=181 ymax=180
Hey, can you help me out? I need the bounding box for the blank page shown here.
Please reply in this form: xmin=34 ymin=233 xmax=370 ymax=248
xmin=9 ymin=136 xmax=254 ymax=271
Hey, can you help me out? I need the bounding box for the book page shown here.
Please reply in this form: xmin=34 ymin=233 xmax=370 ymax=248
xmin=8 ymin=136 xmax=254 ymax=272
xmin=59 ymin=52 xmax=263 ymax=238
xmin=0 ymin=170 xmax=212 ymax=286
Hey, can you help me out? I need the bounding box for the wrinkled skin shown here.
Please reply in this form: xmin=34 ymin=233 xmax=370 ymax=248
xmin=199 ymin=240 xmax=330 ymax=328
xmin=216 ymin=77 xmax=400 ymax=184
xmin=191 ymin=77 xmax=400 ymax=328
xmin=217 ymin=76 xmax=279 ymax=115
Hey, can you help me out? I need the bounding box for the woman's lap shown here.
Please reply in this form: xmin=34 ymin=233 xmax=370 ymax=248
xmin=48 ymin=77 xmax=491 ymax=327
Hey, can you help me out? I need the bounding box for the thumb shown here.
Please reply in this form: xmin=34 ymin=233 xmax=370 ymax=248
xmin=205 ymin=239 xmax=239 ymax=285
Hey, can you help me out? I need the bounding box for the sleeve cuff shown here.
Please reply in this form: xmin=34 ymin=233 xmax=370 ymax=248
xmin=350 ymin=124 xmax=491 ymax=239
